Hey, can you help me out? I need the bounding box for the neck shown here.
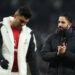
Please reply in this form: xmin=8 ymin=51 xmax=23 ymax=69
xmin=10 ymin=21 xmax=22 ymax=29
xmin=10 ymin=20 xmax=15 ymax=27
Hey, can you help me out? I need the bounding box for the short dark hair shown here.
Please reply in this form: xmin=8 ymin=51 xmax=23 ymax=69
xmin=59 ymin=12 xmax=72 ymax=23
xmin=17 ymin=6 xmax=32 ymax=19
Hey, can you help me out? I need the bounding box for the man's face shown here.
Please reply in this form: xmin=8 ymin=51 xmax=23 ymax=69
xmin=13 ymin=15 xmax=29 ymax=29
xmin=58 ymin=16 xmax=71 ymax=30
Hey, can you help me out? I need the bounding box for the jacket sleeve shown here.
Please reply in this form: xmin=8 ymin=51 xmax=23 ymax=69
xmin=63 ymin=49 xmax=75 ymax=63
xmin=0 ymin=24 xmax=3 ymax=60
xmin=61 ymin=35 xmax=75 ymax=63
xmin=40 ymin=35 xmax=61 ymax=62
xmin=26 ymin=32 xmax=40 ymax=75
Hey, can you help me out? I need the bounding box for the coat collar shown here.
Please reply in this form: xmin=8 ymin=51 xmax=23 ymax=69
xmin=65 ymin=27 xmax=72 ymax=38
xmin=2 ymin=16 xmax=32 ymax=45
xmin=2 ymin=16 xmax=31 ymax=33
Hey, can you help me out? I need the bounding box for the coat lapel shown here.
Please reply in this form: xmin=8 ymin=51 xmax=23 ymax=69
xmin=6 ymin=24 xmax=14 ymax=46
xmin=2 ymin=17 xmax=14 ymax=52
xmin=17 ymin=25 xmax=31 ymax=75
xmin=3 ymin=16 xmax=14 ymax=45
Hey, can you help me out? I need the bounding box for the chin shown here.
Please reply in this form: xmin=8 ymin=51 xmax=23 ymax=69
xmin=59 ymin=28 xmax=63 ymax=30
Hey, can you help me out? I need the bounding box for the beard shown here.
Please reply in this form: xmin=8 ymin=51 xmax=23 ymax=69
xmin=58 ymin=28 xmax=66 ymax=37
xmin=58 ymin=25 xmax=68 ymax=37
xmin=57 ymin=28 xmax=67 ymax=42
xmin=14 ymin=24 xmax=22 ymax=29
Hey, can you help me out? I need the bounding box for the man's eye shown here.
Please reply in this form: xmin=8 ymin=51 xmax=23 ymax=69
xmin=20 ymin=20 xmax=24 ymax=23
xmin=61 ymin=21 xmax=65 ymax=24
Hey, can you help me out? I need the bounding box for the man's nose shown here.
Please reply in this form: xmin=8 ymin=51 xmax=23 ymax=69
xmin=58 ymin=23 xmax=62 ymax=27
xmin=21 ymin=23 xmax=25 ymax=26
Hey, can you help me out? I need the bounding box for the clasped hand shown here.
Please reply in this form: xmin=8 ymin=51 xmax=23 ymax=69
xmin=57 ymin=43 xmax=66 ymax=56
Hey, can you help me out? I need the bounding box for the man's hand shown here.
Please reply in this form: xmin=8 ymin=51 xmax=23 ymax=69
xmin=57 ymin=45 xmax=62 ymax=55
xmin=0 ymin=56 xmax=9 ymax=69
xmin=60 ymin=43 xmax=66 ymax=54
xmin=57 ymin=43 xmax=66 ymax=56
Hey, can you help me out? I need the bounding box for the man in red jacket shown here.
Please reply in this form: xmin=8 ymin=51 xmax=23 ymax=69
xmin=0 ymin=6 xmax=40 ymax=75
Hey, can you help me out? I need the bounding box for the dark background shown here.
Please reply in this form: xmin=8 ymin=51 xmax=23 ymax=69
xmin=0 ymin=0 xmax=75 ymax=75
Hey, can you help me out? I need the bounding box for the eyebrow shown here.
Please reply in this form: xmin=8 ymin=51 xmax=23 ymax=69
xmin=58 ymin=21 xmax=65 ymax=23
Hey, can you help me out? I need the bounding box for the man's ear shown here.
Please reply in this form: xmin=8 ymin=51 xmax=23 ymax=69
xmin=26 ymin=18 xmax=30 ymax=23
xmin=69 ymin=23 xmax=72 ymax=27
xmin=13 ymin=14 xmax=17 ymax=18
xmin=68 ymin=23 xmax=72 ymax=29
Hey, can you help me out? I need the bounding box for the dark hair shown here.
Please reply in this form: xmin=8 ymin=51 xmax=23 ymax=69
xmin=59 ymin=12 xmax=72 ymax=23
xmin=17 ymin=6 xmax=32 ymax=19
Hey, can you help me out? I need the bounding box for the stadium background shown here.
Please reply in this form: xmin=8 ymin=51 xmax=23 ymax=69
xmin=0 ymin=0 xmax=75 ymax=75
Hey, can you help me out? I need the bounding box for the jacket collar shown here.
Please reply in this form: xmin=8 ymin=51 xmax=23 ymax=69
xmin=65 ymin=27 xmax=72 ymax=38
xmin=2 ymin=16 xmax=29 ymax=32
xmin=2 ymin=16 xmax=31 ymax=45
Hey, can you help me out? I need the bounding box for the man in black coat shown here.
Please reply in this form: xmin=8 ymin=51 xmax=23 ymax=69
xmin=40 ymin=12 xmax=75 ymax=75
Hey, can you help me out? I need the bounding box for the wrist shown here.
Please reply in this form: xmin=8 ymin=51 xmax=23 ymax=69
xmin=57 ymin=52 xmax=60 ymax=56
